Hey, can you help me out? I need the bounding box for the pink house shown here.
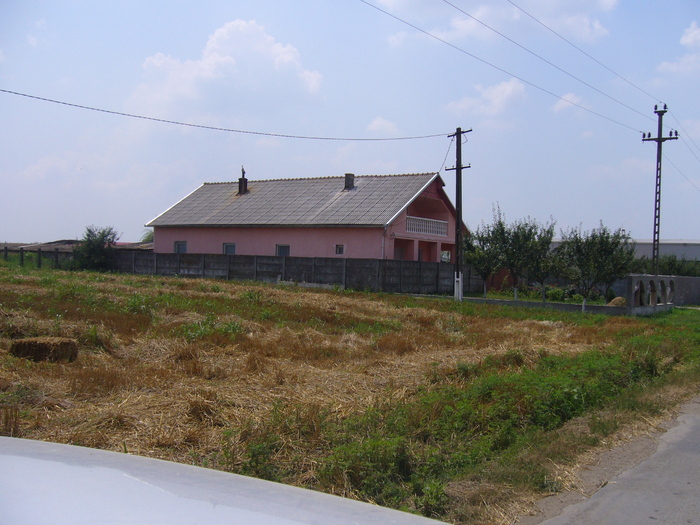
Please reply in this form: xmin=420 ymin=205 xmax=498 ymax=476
xmin=147 ymin=172 xmax=460 ymax=263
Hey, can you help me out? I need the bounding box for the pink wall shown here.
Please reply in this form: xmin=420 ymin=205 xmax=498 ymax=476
xmin=154 ymin=226 xmax=387 ymax=258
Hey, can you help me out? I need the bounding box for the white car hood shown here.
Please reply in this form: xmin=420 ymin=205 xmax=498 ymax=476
xmin=0 ymin=437 xmax=447 ymax=525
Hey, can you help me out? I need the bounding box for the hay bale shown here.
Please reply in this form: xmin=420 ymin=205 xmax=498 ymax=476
xmin=9 ymin=337 xmax=78 ymax=362
xmin=607 ymin=296 xmax=627 ymax=307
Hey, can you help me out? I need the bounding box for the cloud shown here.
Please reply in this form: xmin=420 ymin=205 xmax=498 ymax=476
xmin=388 ymin=31 xmax=408 ymax=48
xmin=432 ymin=7 xmax=501 ymax=42
xmin=659 ymin=21 xmax=700 ymax=75
xmin=127 ymin=20 xmax=322 ymax=118
xmin=548 ymin=13 xmax=609 ymax=42
xmin=587 ymin=157 xmax=652 ymax=190
xmin=597 ymin=0 xmax=619 ymax=12
xmin=681 ymin=21 xmax=700 ymax=49
xmin=680 ymin=118 xmax=700 ymax=141
xmin=447 ymin=78 xmax=525 ymax=116
xmin=367 ymin=117 xmax=399 ymax=136
xmin=393 ymin=4 xmax=516 ymax=46
xmin=552 ymin=92 xmax=583 ymax=112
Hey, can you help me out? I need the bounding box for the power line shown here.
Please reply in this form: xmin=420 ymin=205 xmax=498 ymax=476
xmin=669 ymin=110 xmax=700 ymax=160
xmin=358 ymin=0 xmax=642 ymax=133
xmin=440 ymin=0 xmax=654 ymax=123
xmin=664 ymin=153 xmax=700 ymax=194
xmin=437 ymin=134 xmax=456 ymax=173
xmin=0 ymin=88 xmax=445 ymax=142
xmin=505 ymin=0 xmax=661 ymax=104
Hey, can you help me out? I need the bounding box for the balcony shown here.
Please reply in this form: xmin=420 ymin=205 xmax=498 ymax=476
xmin=406 ymin=216 xmax=448 ymax=236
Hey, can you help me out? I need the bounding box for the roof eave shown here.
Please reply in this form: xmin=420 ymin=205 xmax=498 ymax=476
xmin=150 ymin=223 xmax=385 ymax=229
xmin=145 ymin=183 xmax=206 ymax=227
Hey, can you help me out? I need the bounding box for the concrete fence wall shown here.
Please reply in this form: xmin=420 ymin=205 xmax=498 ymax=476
xmin=113 ymin=250 xmax=482 ymax=295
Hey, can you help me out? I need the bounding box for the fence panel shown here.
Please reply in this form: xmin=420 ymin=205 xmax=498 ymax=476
xmin=420 ymin=262 xmax=440 ymax=294
xmin=381 ymin=260 xmax=403 ymax=293
xmin=313 ymin=258 xmax=346 ymax=285
xmin=132 ymin=252 xmax=155 ymax=275
xmin=346 ymin=259 xmax=380 ymax=291
xmin=155 ymin=253 xmax=178 ymax=276
xmin=439 ymin=263 xmax=456 ymax=294
xmin=203 ymin=255 xmax=228 ymax=280
xmin=229 ymin=255 xmax=256 ymax=281
xmin=255 ymin=256 xmax=285 ymax=282
xmin=284 ymin=257 xmax=315 ymax=283
xmin=399 ymin=261 xmax=422 ymax=294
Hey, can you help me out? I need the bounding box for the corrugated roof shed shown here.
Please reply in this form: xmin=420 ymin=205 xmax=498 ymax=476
xmin=147 ymin=173 xmax=440 ymax=228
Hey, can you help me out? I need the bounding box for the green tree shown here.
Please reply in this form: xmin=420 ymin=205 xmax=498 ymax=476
xmin=464 ymin=221 xmax=501 ymax=298
xmin=74 ymin=225 xmax=120 ymax=271
xmin=557 ymin=224 xmax=634 ymax=311
xmin=525 ymin=219 xmax=557 ymax=303
xmin=495 ymin=208 xmax=554 ymax=301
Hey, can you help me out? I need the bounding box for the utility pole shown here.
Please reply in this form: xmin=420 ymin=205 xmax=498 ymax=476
xmin=642 ymin=104 xmax=678 ymax=275
xmin=446 ymin=127 xmax=472 ymax=301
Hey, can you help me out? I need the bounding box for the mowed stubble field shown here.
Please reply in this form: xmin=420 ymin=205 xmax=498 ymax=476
xmin=2 ymin=263 xmax=699 ymax=524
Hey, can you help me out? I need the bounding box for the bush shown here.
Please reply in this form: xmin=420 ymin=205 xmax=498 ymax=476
xmin=74 ymin=225 xmax=120 ymax=271
xmin=546 ymin=287 xmax=565 ymax=302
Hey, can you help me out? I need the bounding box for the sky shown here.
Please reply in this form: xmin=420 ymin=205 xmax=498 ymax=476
xmin=1 ymin=0 xmax=699 ymax=243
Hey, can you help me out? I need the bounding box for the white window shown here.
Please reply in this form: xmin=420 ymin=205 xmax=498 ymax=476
xmin=223 ymin=243 xmax=236 ymax=255
xmin=335 ymin=244 xmax=345 ymax=255
xmin=174 ymin=241 xmax=187 ymax=254
xmin=276 ymin=244 xmax=290 ymax=257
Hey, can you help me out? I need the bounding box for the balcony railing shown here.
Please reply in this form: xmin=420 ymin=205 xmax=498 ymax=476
xmin=406 ymin=216 xmax=448 ymax=236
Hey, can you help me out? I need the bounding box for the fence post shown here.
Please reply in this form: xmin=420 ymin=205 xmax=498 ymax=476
xmin=378 ymin=259 xmax=385 ymax=292
xmin=3 ymin=246 xmax=7 ymax=260
xmin=342 ymin=258 xmax=347 ymax=290
xmin=253 ymin=256 xmax=258 ymax=281
xmin=200 ymin=254 xmax=206 ymax=279
xmin=54 ymin=248 xmax=60 ymax=269
xmin=19 ymin=248 xmax=24 ymax=266
xmin=375 ymin=259 xmax=380 ymax=292
xmin=37 ymin=248 xmax=42 ymax=269
xmin=435 ymin=263 xmax=440 ymax=294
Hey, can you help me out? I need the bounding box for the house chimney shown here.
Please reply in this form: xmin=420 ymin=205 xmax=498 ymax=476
xmin=344 ymin=173 xmax=355 ymax=190
xmin=237 ymin=166 xmax=248 ymax=195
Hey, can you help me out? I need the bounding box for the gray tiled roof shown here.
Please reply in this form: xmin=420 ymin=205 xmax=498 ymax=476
xmin=147 ymin=173 xmax=440 ymax=228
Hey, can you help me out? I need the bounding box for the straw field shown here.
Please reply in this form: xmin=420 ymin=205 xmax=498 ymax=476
xmin=1 ymin=264 xmax=699 ymax=524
